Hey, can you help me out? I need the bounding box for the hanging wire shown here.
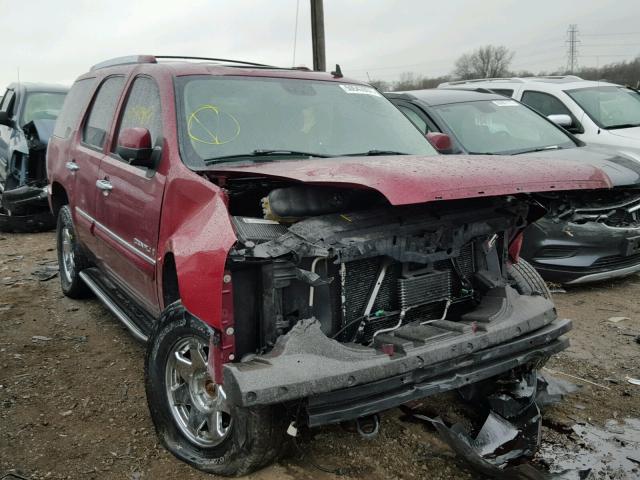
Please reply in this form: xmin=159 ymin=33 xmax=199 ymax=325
xmin=292 ymin=0 xmax=300 ymax=66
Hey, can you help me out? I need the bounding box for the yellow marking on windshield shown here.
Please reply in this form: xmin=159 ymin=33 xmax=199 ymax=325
xmin=187 ymin=104 xmax=240 ymax=145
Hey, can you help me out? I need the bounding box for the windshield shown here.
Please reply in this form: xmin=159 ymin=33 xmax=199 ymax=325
xmin=176 ymin=76 xmax=435 ymax=166
xmin=431 ymin=99 xmax=576 ymax=154
xmin=21 ymin=92 xmax=67 ymax=125
xmin=566 ymin=86 xmax=640 ymax=129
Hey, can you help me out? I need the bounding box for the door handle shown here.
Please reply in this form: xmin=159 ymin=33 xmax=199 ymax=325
xmin=65 ymin=161 xmax=79 ymax=172
xmin=96 ymin=179 xmax=113 ymax=193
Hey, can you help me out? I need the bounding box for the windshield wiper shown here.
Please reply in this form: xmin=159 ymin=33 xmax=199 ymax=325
xmin=512 ymin=145 xmax=561 ymax=155
xmin=604 ymin=123 xmax=640 ymax=130
xmin=341 ymin=150 xmax=409 ymax=157
xmin=204 ymin=149 xmax=332 ymax=164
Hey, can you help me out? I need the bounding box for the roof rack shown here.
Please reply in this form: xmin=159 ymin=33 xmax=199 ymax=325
xmin=442 ymin=75 xmax=584 ymax=86
xmin=442 ymin=77 xmax=522 ymax=85
xmin=90 ymin=55 xmax=157 ymax=71
xmin=90 ymin=55 xmax=275 ymax=72
xmin=155 ymin=55 xmax=274 ymax=67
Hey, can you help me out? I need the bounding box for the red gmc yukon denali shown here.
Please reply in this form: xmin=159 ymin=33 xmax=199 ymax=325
xmin=46 ymin=55 xmax=611 ymax=475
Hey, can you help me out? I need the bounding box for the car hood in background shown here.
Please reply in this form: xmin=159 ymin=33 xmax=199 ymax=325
xmin=607 ymin=125 xmax=640 ymax=141
xmin=524 ymin=145 xmax=640 ymax=187
xmin=208 ymin=154 xmax=611 ymax=206
xmin=22 ymin=119 xmax=56 ymax=147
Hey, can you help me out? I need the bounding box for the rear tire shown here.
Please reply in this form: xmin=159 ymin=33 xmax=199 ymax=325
xmin=56 ymin=205 xmax=90 ymax=298
xmin=145 ymin=302 xmax=287 ymax=476
xmin=508 ymin=259 xmax=552 ymax=300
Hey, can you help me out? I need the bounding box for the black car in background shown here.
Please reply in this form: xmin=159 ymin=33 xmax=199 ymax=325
xmin=0 ymin=82 xmax=68 ymax=231
xmin=386 ymin=89 xmax=640 ymax=284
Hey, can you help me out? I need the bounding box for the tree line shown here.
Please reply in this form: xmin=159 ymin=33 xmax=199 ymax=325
xmin=368 ymin=45 xmax=640 ymax=92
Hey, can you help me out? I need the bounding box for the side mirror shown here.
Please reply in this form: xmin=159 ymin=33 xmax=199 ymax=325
xmin=116 ymin=127 xmax=154 ymax=167
xmin=0 ymin=111 xmax=13 ymax=128
xmin=547 ymin=114 xmax=572 ymax=128
xmin=426 ymin=132 xmax=452 ymax=153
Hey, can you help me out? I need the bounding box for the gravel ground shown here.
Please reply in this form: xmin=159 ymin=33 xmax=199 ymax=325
xmin=1 ymin=231 xmax=639 ymax=479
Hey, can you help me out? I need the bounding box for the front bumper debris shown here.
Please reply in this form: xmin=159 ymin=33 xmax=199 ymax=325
xmin=522 ymin=217 xmax=640 ymax=284
xmin=2 ymin=185 xmax=49 ymax=209
xmin=223 ymin=286 xmax=569 ymax=424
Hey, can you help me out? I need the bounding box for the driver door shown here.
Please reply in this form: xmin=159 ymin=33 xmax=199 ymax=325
xmin=94 ymin=76 xmax=166 ymax=316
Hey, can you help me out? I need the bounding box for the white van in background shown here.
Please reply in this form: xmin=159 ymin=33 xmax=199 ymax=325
xmin=439 ymin=76 xmax=640 ymax=150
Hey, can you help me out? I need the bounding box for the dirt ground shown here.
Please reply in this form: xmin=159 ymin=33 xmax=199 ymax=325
xmin=1 ymin=231 xmax=639 ymax=480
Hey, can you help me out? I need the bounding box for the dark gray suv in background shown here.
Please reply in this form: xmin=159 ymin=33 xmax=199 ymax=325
xmin=387 ymin=89 xmax=640 ymax=285
xmin=0 ymin=82 xmax=68 ymax=231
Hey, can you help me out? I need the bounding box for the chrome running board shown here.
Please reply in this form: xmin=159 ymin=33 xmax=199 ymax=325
xmin=79 ymin=270 xmax=149 ymax=342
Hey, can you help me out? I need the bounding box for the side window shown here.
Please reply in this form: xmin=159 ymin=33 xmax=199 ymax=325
xmin=113 ymin=77 xmax=162 ymax=153
xmin=53 ymin=78 xmax=96 ymax=139
xmin=398 ymin=105 xmax=429 ymax=134
xmin=82 ymin=76 xmax=125 ymax=149
xmin=1 ymin=90 xmax=16 ymax=115
xmin=521 ymin=91 xmax=571 ymax=117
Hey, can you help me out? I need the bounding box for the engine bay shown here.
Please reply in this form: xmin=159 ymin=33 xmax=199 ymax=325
xmin=217 ymin=177 xmax=535 ymax=358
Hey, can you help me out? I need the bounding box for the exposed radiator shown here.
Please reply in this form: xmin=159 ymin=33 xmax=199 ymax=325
xmin=231 ymin=216 xmax=289 ymax=243
xmin=398 ymin=270 xmax=451 ymax=310
xmin=339 ymin=243 xmax=475 ymax=342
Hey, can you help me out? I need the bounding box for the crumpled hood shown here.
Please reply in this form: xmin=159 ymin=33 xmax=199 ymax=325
xmin=22 ymin=119 xmax=56 ymax=147
xmin=208 ymin=154 xmax=611 ymax=205
xmin=524 ymin=145 xmax=640 ymax=187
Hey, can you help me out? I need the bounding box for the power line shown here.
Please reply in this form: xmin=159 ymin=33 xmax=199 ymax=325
xmin=581 ymin=43 xmax=640 ymax=48
xmin=566 ymin=24 xmax=580 ymax=73
xmin=581 ymin=31 xmax=640 ymax=37
xmin=579 ymin=54 xmax=635 ymax=58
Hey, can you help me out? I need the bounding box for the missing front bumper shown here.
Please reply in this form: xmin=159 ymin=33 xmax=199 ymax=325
xmin=306 ymin=320 xmax=568 ymax=426
xmin=223 ymin=287 xmax=568 ymax=422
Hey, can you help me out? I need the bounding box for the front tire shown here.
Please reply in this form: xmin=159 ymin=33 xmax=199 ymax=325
xmin=145 ymin=302 xmax=286 ymax=476
xmin=56 ymin=205 xmax=90 ymax=298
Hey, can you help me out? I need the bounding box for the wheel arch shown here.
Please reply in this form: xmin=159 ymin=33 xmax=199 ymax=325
xmin=161 ymin=252 xmax=180 ymax=308
xmin=50 ymin=181 xmax=69 ymax=217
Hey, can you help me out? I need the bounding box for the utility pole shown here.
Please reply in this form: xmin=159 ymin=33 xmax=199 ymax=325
xmin=566 ymin=24 xmax=580 ymax=74
xmin=310 ymin=0 xmax=326 ymax=71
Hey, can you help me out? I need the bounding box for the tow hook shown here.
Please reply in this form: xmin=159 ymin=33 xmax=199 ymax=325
xmin=355 ymin=414 xmax=380 ymax=439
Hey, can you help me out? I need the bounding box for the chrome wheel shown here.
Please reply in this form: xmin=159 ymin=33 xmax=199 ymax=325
xmin=61 ymin=226 xmax=75 ymax=284
xmin=165 ymin=337 xmax=232 ymax=447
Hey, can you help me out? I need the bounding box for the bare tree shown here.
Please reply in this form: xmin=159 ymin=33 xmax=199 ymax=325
xmin=391 ymin=72 xmax=451 ymax=91
xmin=453 ymin=45 xmax=514 ymax=80
xmin=368 ymin=78 xmax=392 ymax=92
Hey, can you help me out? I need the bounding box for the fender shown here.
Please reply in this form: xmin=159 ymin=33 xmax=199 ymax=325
xmin=158 ymin=172 xmax=236 ymax=328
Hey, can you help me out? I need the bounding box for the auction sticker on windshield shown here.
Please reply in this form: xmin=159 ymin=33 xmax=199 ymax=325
xmin=492 ymin=100 xmax=519 ymax=107
xmin=340 ymin=84 xmax=382 ymax=96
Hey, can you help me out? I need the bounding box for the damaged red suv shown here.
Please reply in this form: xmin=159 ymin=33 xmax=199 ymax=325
xmin=47 ymin=55 xmax=611 ymax=475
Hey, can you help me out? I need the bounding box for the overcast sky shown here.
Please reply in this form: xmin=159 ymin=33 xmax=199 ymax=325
xmin=2 ymin=0 xmax=640 ymax=90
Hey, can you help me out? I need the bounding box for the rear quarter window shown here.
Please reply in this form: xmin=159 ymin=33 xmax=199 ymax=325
xmin=81 ymin=76 xmax=125 ymax=149
xmin=53 ymin=78 xmax=96 ymax=139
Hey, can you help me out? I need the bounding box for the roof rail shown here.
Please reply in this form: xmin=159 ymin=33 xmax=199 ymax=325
xmin=90 ymin=55 xmax=156 ymax=71
xmin=90 ymin=55 xmax=275 ymax=72
xmin=155 ymin=55 xmax=274 ymax=67
xmin=442 ymin=75 xmax=585 ymax=86
xmin=528 ymin=75 xmax=583 ymax=80
xmin=442 ymin=77 xmax=521 ymax=85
